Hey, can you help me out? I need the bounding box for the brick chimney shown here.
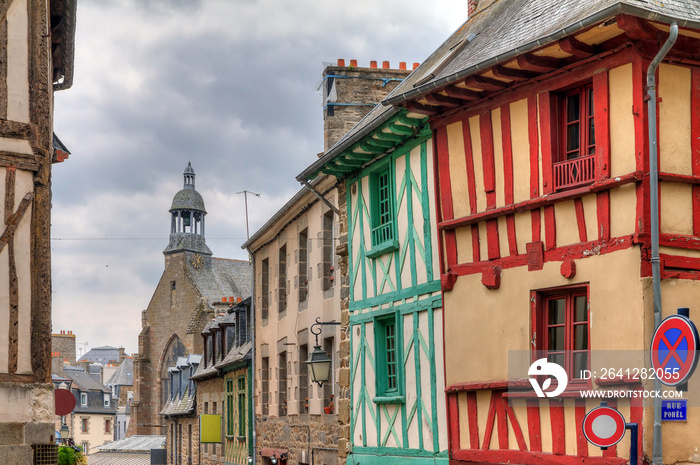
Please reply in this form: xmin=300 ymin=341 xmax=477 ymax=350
xmin=322 ymin=59 xmax=415 ymax=151
xmin=468 ymin=0 xmax=477 ymax=16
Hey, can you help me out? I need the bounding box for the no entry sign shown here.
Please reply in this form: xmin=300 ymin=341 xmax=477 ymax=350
xmin=582 ymin=406 xmax=626 ymax=449
xmin=651 ymin=314 xmax=700 ymax=386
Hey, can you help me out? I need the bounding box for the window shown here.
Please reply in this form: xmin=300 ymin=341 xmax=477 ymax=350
xmin=170 ymin=281 xmax=176 ymax=308
xmin=278 ymin=352 xmax=288 ymax=417
xmin=533 ymin=286 xmax=589 ymax=384
xmin=298 ymin=229 xmax=308 ymax=302
xmin=81 ymin=442 xmax=89 ymax=455
xmin=322 ymin=212 xmax=334 ymax=291
xmin=261 ymin=357 xmax=269 ymax=416
xmin=261 ymin=258 xmax=269 ymax=320
xmin=237 ymin=376 xmax=246 ymax=438
xmin=81 ymin=418 xmax=88 ymax=433
xmin=226 ymin=378 xmax=234 ymax=436
xmin=374 ymin=313 xmax=404 ymax=402
xmin=553 ymin=84 xmax=595 ymax=190
xmin=299 ymin=345 xmax=308 ymax=414
xmin=104 ymin=419 xmax=111 ymax=434
xmin=80 ymin=392 xmax=87 ymax=407
xmin=278 ymin=245 xmax=287 ymax=313
xmin=103 ymin=393 xmax=110 ymax=407
xmin=368 ymin=163 xmax=397 ymax=257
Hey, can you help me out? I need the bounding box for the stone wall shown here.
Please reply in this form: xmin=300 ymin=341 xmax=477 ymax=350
xmin=334 ymin=181 xmax=350 ymax=462
xmin=129 ymin=253 xmax=208 ymax=436
xmin=52 ymin=331 xmax=77 ymax=369
xmin=256 ymin=413 xmax=340 ymax=465
xmin=166 ymin=416 xmax=199 ymax=465
xmin=197 ymin=375 xmax=225 ymax=464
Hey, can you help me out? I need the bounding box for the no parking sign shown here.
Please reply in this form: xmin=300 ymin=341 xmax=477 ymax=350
xmin=651 ymin=313 xmax=700 ymax=386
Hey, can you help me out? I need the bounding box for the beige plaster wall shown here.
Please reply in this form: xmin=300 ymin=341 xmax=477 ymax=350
xmin=659 ymin=63 xmax=692 ymax=176
xmin=444 ymin=247 xmax=643 ymax=387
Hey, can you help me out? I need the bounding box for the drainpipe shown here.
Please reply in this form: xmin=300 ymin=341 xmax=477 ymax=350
xmin=647 ymin=21 xmax=678 ymax=465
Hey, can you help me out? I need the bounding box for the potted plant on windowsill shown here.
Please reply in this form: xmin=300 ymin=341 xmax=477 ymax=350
xmin=324 ymin=403 xmax=334 ymax=414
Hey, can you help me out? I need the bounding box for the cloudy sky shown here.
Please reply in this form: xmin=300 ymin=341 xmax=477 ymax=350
xmin=51 ymin=0 xmax=467 ymax=356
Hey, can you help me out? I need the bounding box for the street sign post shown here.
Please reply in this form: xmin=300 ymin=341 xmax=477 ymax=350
xmin=583 ymin=402 xmax=638 ymax=465
xmin=650 ymin=310 xmax=700 ymax=388
xmin=582 ymin=404 xmax=626 ymax=449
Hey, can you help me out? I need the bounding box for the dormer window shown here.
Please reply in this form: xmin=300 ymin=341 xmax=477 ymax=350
xmin=103 ymin=393 xmax=110 ymax=408
xmin=80 ymin=392 xmax=87 ymax=407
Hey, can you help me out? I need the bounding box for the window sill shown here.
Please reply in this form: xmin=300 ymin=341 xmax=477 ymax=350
xmin=373 ymin=395 xmax=405 ymax=405
xmin=366 ymin=240 xmax=399 ymax=259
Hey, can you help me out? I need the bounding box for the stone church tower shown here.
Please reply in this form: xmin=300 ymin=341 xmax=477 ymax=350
xmin=129 ymin=163 xmax=251 ymax=436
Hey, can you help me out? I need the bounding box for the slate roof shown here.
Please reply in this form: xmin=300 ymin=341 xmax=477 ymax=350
xmin=385 ymin=0 xmax=700 ymax=105
xmin=96 ymin=436 xmax=166 ymax=451
xmin=219 ymin=340 xmax=252 ymax=368
xmin=87 ymin=453 xmax=151 ymax=465
xmin=105 ymin=358 xmax=134 ymax=387
xmin=298 ymin=0 xmax=700 ymax=183
xmin=160 ymin=385 xmax=196 ymax=416
xmin=190 ymin=257 xmax=252 ymax=307
xmin=78 ymin=345 xmax=120 ymax=364
xmin=63 ymin=366 xmax=110 ymax=393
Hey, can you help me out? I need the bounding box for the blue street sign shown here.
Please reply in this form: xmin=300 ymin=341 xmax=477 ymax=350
xmin=661 ymin=400 xmax=687 ymax=421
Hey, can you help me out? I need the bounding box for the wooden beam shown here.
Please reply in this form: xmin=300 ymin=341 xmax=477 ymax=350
xmin=357 ymin=142 xmax=385 ymax=154
xmin=425 ymin=92 xmax=463 ymax=108
xmin=559 ymin=36 xmax=597 ymax=57
xmin=444 ymin=85 xmax=483 ymax=101
xmin=398 ymin=114 xmax=425 ymax=126
xmin=405 ymin=101 xmax=442 ymax=116
xmin=492 ymin=65 xmax=539 ymax=82
xmin=516 ymin=53 xmax=562 ymax=73
xmin=373 ymin=131 xmax=404 ymax=142
xmin=365 ymin=137 xmax=395 ymax=149
xmin=464 ymin=74 xmax=509 ymax=91
xmin=389 ymin=123 xmax=415 ymax=135
xmin=616 ymin=14 xmax=661 ymax=41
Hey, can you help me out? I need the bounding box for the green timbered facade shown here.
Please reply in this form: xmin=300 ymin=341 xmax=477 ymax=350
xmin=299 ymin=107 xmax=449 ymax=465
xmin=346 ymin=129 xmax=448 ymax=465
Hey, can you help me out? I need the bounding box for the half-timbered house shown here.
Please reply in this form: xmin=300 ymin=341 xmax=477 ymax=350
xmin=298 ymin=98 xmax=448 ymax=464
xmin=381 ymin=0 xmax=700 ymax=464
xmin=0 ymin=0 xmax=76 ymax=461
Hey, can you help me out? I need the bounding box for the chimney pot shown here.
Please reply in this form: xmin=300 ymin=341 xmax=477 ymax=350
xmin=237 ymin=297 xmax=242 ymax=303
xmin=350 ymin=59 xmax=358 ymax=67
xmin=229 ymin=296 xmax=235 ymax=302
xmin=399 ymin=62 xmax=406 ymax=70
xmin=337 ymin=58 xmax=345 ymax=67
xmin=221 ymin=297 xmax=226 ymax=302
xmin=382 ymin=61 xmax=390 ymax=69
xmin=413 ymin=62 xmax=420 ymax=70
xmin=370 ymin=60 xmax=377 ymax=68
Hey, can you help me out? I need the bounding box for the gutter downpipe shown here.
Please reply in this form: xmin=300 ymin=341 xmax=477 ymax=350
xmin=647 ymin=21 xmax=678 ymax=465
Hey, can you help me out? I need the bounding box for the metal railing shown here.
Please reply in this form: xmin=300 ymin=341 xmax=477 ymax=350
xmin=553 ymin=155 xmax=595 ymax=190
xmin=371 ymin=220 xmax=394 ymax=245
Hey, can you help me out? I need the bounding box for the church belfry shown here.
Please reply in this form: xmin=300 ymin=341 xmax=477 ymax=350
xmin=164 ymin=162 xmax=212 ymax=256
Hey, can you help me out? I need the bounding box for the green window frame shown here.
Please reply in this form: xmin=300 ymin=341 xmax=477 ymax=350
xmin=368 ymin=161 xmax=398 ymax=258
xmin=226 ymin=378 xmax=234 ymax=436
xmin=237 ymin=375 xmax=246 ymax=439
xmin=373 ymin=312 xmax=404 ymax=404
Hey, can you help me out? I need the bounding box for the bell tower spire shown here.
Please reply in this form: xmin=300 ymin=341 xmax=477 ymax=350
xmin=164 ymin=163 xmax=212 ymax=257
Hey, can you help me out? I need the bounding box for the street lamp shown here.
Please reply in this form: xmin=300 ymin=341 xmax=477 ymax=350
xmin=306 ymin=317 xmax=340 ymax=387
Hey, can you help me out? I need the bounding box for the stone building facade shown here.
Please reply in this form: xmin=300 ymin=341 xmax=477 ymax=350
xmin=129 ymin=164 xmax=252 ymax=436
xmin=0 ymin=0 xmax=76 ymax=461
xmin=243 ymin=174 xmax=342 ymax=465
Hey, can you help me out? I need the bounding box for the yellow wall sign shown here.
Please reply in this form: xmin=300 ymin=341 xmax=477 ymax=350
xmin=200 ymin=414 xmax=222 ymax=443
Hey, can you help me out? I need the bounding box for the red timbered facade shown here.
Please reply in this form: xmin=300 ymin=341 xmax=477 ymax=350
xmin=384 ymin=1 xmax=700 ymax=464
